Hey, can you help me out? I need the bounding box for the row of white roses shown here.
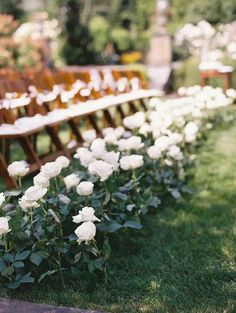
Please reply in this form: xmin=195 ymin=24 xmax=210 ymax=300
xmin=0 ymin=85 xmax=233 ymax=246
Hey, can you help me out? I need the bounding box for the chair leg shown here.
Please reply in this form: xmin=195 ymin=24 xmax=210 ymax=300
xmin=103 ymin=109 xmax=116 ymax=127
xmin=68 ymin=118 xmax=83 ymax=142
xmin=116 ymin=106 xmax=126 ymax=119
xmin=18 ymin=136 xmax=42 ymax=168
xmin=45 ymin=126 xmax=70 ymax=158
xmin=139 ymin=98 xmax=147 ymax=111
xmin=0 ymin=153 xmax=17 ymax=189
xmin=87 ymin=114 xmax=102 ymax=136
xmin=128 ymin=101 xmax=137 ymax=114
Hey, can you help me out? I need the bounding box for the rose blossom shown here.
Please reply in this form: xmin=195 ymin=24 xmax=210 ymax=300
xmin=120 ymin=155 xmax=144 ymax=170
xmin=88 ymin=160 xmax=113 ymax=181
xmin=24 ymin=185 xmax=47 ymax=202
xmin=0 ymin=217 xmax=10 ymax=236
xmin=74 ymin=221 xmax=96 ymax=244
xmin=33 ymin=173 xmax=50 ymax=188
xmin=7 ymin=160 xmax=29 ymax=177
xmin=55 ymin=156 xmax=70 ymax=169
xmin=40 ymin=161 xmax=61 ymax=178
xmin=76 ymin=181 xmax=94 ymax=196
xmin=64 ymin=173 xmax=80 ymax=190
xmin=73 ymin=206 xmax=100 ymax=223
xmin=0 ymin=193 xmax=5 ymax=207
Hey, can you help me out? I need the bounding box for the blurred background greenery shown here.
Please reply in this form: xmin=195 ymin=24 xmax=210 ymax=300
xmin=1 ymin=0 xmax=236 ymax=89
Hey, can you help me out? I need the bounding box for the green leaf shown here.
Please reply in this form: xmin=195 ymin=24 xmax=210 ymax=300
xmin=97 ymin=220 xmax=122 ymax=233
xmin=38 ymin=270 xmax=57 ymax=283
xmin=103 ymin=192 xmax=111 ymax=205
xmin=13 ymin=261 xmax=24 ymax=268
xmin=20 ymin=272 xmax=35 ymax=284
xmin=123 ymin=221 xmax=143 ymax=230
xmin=8 ymin=280 xmax=21 ymax=289
xmin=127 ymin=204 xmax=135 ymax=212
xmin=30 ymin=253 xmax=43 ymax=266
xmin=2 ymin=265 xmax=14 ymax=277
xmin=103 ymin=238 xmax=111 ymax=260
xmin=15 ymin=250 xmax=31 ymax=261
xmin=112 ymin=192 xmax=128 ymax=201
xmin=147 ymin=197 xmax=161 ymax=208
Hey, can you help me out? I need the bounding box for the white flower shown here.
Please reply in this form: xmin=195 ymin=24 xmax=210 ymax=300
xmin=184 ymin=122 xmax=199 ymax=143
xmin=7 ymin=161 xmax=29 ymax=177
xmin=88 ymin=160 xmax=113 ymax=181
xmin=75 ymin=147 xmax=96 ymax=167
xmin=114 ymin=126 xmax=125 ymax=138
xmin=55 ymin=156 xmax=70 ymax=169
xmin=90 ymin=138 xmax=107 ymax=158
xmin=120 ymin=155 xmax=144 ymax=170
xmin=117 ymin=136 xmax=144 ymax=151
xmin=76 ymin=181 xmax=94 ymax=196
xmin=24 ymin=185 xmax=47 ymax=202
xmin=168 ymin=132 xmax=183 ymax=145
xmin=40 ymin=161 xmax=61 ymax=178
xmin=104 ymin=133 xmax=118 ymax=145
xmin=0 ymin=193 xmax=5 ymax=207
xmin=64 ymin=173 xmax=79 ymax=190
xmin=33 ymin=173 xmax=50 ymax=188
xmin=0 ymin=217 xmax=10 ymax=236
xmin=168 ymin=145 xmax=183 ymax=161
xmin=147 ymin=146 xmax=161 ymax=160
xmin=103 ymin=151 xmax=120 ymax=171
xmin=123 ymin=112 xmax=145 ymax=129
xmin=102 ymin=127 xmax=114 ymax=136
xmin=154 ymin=136 xmax=170 ymax=152
xmin=139 ymin=123 xmax=152 ymax=136
xmin=19 ymin=195 xmax=40 ymax=211
xmin=82 ymin=129 xmax=97 ymax=143
xmin=74 ymin=221 xmax=96 ymax=244
xmin=73 ymin=206 xmax=100 ymax=223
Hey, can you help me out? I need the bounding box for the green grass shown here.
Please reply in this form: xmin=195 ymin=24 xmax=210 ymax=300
xmin=1 ymin=121 xmax=236 ymax=312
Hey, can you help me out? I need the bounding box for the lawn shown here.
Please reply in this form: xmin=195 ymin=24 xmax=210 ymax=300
xmin=1 ymin=120 xmax=236 ymax=313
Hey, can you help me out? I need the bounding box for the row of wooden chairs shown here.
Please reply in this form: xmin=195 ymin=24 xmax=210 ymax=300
xmin=0 ymin=67 xmax=155 ymax=189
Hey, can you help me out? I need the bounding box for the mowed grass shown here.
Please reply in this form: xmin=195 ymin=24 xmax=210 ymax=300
xmin=1 ymin=122 xmax=236 ymax=312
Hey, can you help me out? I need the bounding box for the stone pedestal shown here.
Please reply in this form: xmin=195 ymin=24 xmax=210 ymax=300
xmin=148 ymin=33 xmax=172 ymax=66
xmin=147 ymin=33 xmax=172 ymax=90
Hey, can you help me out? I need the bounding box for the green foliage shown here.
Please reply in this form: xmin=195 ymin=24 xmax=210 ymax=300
xmin=111 ymin=27 xmax=132 ymax=53
xmin=0 ymin=0 xmax=24 ymax=19
xmin=62 ymin=0 xmax=95 ymax=65
xmin=89 ymin=16 xmax=110 ymax=52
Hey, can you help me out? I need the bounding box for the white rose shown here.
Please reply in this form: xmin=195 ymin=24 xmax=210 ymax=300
xmin=102 ymin=127 xmax=114 ymax=136
xmin=147 ymin=146 xmax=161 ymax=160
xmin=0 ymin=217 xmax=10 ymax=236
xmin=184 ymin=122 xmax=199 ymax=143
xmin=82 ymin=129 xmax=97 ymax=143
xmin=120 ymin=155 xmax=144 ymax=170
xmin=117 ymin=136 xmax=144 ymax=151
xmin=0 ymin=193 xmax=5 ymax=207
xmin=74 ymin=147 xmax=96 ymax=167
xmin=104 ymin=133 xmax=118 ymax=145
xmin=154 ymin=136 xmax=170 ymax=152
xmin=76 ymin=181 xmax=94 ymax=196
xmin=7 ymin=160 xmax=29 ymax=177
xmin=114 ymin=126 xmax=125 ymax=138
xmin=64 ymin=173 xmax=80 ymax=190
xmin=103 ymin=151 xmax=120 ymax=171
xmin=168 ymin=145 xmax=183 ymax=161
xmin=88 ymin=160 xmax=113 ymax=181
xmin=24 ymin=185 xmax=47 ymax=202
xmin=55 ymin=156 xmax=70 ymax=169
xmin=139 ymin=123 xmax=152 ymax=136
xmin=33 ymin=173 xmax=50 ymax=188
xmin=90 ymin=138 xmax=107 ymax=158
xmin=40 ymin=161 xmax=61 ymax=178
xmin=123 ymin=112 xmax=145 ymax=129
xmin=73 ymin=206 xmax=100 ymax=223
xmin=74 ymin=221 xmax=96 ymax=244
xmin=168 ymin=132 xmax=183 ymax=145
xmin=19 ymin=195 xmax=40 ymax=211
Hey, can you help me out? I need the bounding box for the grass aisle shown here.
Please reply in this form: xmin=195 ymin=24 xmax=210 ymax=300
xmin=1 ymin=122 xmax=236 ymax=313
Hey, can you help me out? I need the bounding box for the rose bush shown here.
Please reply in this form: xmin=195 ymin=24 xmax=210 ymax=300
xmin=0 ymin=85 xmax=235 ymax=289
